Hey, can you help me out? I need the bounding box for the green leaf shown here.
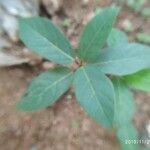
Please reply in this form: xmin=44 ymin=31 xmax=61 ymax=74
xmin=17 ymin=68 xmax=73 ymax=111
xmin=107 ymin=28 xmax=128 ymax=47
xmin=127 ymin=0 xmax=146 ymax=12
xmin=136 ymin=33 xmax=150 ymax=44
xmin=94 ymin=43 xmax=150 ymax=75
xmin=117 ymin=123 xmax=139 ymax=150
xmin=112 ymin=78 xmax=135 ymax=127
xmin=141 ymin=8 xmax=150 ymax=17
xmin=123 ymin=69 xmax=150 ymax=92
xmin=19 ymin=17 xmax=74 ymax=65
xmin=78 ymin=6 xmax=119 ymax=62
xmin=74 ymin=65 xmax=115 ymax=127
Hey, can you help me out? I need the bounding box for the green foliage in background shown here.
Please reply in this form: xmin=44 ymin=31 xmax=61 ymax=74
xmin=18 ymin=6 xmax=150 ymax=150
xmin=136 ymin=33 xmax=150 ymax=44
xmin=126 ymin=0 xmax=146 ymax=12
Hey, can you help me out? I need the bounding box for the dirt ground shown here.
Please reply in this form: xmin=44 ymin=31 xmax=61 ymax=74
xmin=0 ymin=0 xmax=150 ymax=150
xmin=0 ymin=66 xmax=119 ymax=150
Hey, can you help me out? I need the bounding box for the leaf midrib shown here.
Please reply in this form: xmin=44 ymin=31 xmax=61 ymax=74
xmin=25 ymin=23 xmax=74 ymax=62
xmin=84 ymin=20 xmax=108 ymax=50
xmin=82 ymin=67 xmax=111 ymax=123
xmin=27 ymin=71 xmax=73 ymax=104
xmin=80 ymin=10 xmax=117 ymax=59
xmin=95 ymin=56 xmax=147 ymax=66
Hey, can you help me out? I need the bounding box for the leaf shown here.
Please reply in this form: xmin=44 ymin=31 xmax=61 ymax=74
xmin=0 ymin=51 xmax=29 ymax=67
xmin=127 ymin=0 xmax=146 ymax=12
xmin=107 ymin=28 xmax=128 ymax=47
xmin=78 ymin=6 xmax=119 ymax=62
xmin=112 ymin=78 xmax=135 ymax=127
xmin=73 ymin=64 xmax=115 ymax=127
xmin=19 ymin=17 xmax=74 ymax=65
xmin=17 ymin=68 xmax=73 ymax=111
xmin=117 ymin=123 xmax=139 ymax=150
xmin=136 ymin=33 xmax=150 ymax=44
xmin=141 ymin=7 xmax=150 ymax=17
xmin=123 ymin=69 xmax=150 ymax=92
xmin=94 ymin=43 xmax=150 ymax=75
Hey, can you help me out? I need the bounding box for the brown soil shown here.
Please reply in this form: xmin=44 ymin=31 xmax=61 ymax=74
xmin=0 ymin=67 xmax=119 ymax=150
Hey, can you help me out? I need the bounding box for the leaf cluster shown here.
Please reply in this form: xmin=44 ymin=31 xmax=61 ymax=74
xmin=18 ymin=6 xmax=150 ymax=150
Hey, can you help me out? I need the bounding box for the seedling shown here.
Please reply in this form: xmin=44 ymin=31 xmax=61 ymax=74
xmin=136 ymin=33 xmax=150 ymax=44
xmin=63 ymin=18 xmax=71 ymax=28
xmin=141 ymin=8 xmax=150 ymax=17
xmin=18 ymin=6 xmax=150 ymax=150
xmin=126 ymin=0 xmax=146 ymax=12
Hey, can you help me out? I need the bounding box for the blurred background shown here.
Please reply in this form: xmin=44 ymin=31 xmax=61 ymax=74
xmin=0 ymin=0 xmax=150 ymax=149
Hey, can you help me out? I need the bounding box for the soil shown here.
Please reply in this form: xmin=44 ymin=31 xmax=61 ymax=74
xmin=0 ymin=66 xmax=119 ymax=150
xmin=0 ymin=0 xmax=150 ymax=150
